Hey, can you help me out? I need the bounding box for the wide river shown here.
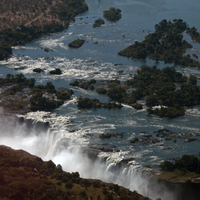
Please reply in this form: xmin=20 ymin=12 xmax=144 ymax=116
xmin=1 ymin=0 xmax=200 ymax=199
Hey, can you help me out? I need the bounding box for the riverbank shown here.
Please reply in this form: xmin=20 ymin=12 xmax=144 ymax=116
xmin=0 ymin=0 xmax=88 ymax=60
xmin=151 ymin=171 xmax=200 ymax=200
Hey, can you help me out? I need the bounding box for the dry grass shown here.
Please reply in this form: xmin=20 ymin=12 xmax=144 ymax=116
xmin=0 ymin=0 xmax=67 ymax=31
xmin=0 ymin=145 xmax=150 ymax=200
xmin=155 ymin=169 xmax=200 ymax=183
xmin=0 ymin=0 xmax=51 ymax=30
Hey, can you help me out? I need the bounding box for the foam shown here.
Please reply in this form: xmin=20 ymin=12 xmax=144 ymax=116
xmin=1 ymin=55 xmax=134 ymax=81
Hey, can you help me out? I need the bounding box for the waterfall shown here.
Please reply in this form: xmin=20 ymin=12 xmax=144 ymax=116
xmin=0 ymin=114 xmax=178 ymax=200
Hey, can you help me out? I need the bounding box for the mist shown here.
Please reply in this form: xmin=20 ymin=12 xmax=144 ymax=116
xmin=0 ymin=115 xmax=179 ymax=200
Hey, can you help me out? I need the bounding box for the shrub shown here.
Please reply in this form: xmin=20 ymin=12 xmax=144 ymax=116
xmin=132 ymin=103 xmax=143 ymax=110
xmin=33 ymin=68 xmax=43 ymax=73
xmin=103 ymin=7 xmax=122 ymax=22
xmin=70 ymin=80 xmax=79 ymax=86
xmin=99 ymin=133 xmax=112 ymax=139
xmin=130 ymin=137 xmax=139 ymax=143
xmin=65 ymin=180 xmax=73 ymax=189
xmin=93 ymin=18 xmax=105 ymax=27
xmin=160 ymin=161 xmax=174 ymax=172
xmin=96 ymin=88 xmax=107 ymax=94
xmin=68 ymin=39 xmax=85 ymax=48
xmin=50 ymin=68 xmax=62 ymax=75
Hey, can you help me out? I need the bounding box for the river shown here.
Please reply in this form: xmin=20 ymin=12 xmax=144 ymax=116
xmin=0 ymin=0 xmax=200 ymax=199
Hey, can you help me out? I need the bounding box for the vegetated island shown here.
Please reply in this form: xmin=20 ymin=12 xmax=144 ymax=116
xmin=147 ymin=153 xmax=200 ymax=200
xmin=103 ymin=7 xmax=122 ymax=22
xmin=0 ymin=73 xmax=73 ymax=115
xmin=0 ymin=145 xmax=150 ymax=200
xmin=93 ymin=18 xmax=105 ymax=27
xmin=68 ymin=38 xmax=85 ymax=48
xmin=156 ymin=154 xmax=200 ymax=197
xmin=187 ymin=26 xmax=200 ymax=43
xmin=50 ymin=68 xmax=62 ymax=75
xmin=159 ymin=154 xmax=200 ymax=178
xmin=118 ymin=19 xmax=200 ymax=68
xmin=0 ymin=0 xmax=88 ymax=60
xmin=70 ymin=64 xmax=200 ymax=118
xmin=77 ymin=96 xmax=123 ymax=110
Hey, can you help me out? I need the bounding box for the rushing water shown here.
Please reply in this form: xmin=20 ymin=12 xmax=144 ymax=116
xmin=1 ymin=0 xmax=200 ymax=199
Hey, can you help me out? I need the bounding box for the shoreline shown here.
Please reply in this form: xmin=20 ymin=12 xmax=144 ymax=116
xmin=0 ymin=0 xmax=88 ymax=60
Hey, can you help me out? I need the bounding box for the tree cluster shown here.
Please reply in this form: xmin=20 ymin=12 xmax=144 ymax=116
xmin=125 ymin=65 xmax=200 ymax=118
xmin=30 ymin=82 xmax=73 ymax=111
xmin=70 ymin=79 xmax=96 ymax=90
xmin=118 ymin=19 xmax=200 ymax=67
xmin=160 ymin=154 xmax=200 ymax=174
xmin=68 ymin=39 xmax=85 ymax=48
xmin=77 ymin=97 xmax=122 ymax=110
xmin=103 ymin=7 xmax=122 ymax=22
xmin=93 ymin=18 xmax=105 ymax=27
xmin=71 ymin=64 xmax=200 ymax=118
xmin=50 ymin=68 xmax=62 ymax=75
xmin=33 ymin=68 xmax=44 ymax=73
xmin=0 ymin=22 xmax=65 ymax=60
xmin=0 ymin=73 xmax=73 ymax=113
xmin=187 ymin=26 xmax=200 ymax=43
xmin=55 ymin=0 xmax=88 ymax=23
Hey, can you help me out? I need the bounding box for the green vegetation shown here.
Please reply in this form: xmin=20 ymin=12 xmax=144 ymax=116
xmin=0 ymin=0 xmax=88 ymax=60
xmin=103 ymin=7 xmax=122 ymax=22
xmin=125 ymin=65 xmax=199 ymax=118
xmin=0 ymin=22 xmax=65 ymax=60
xmin=118 ymin=19 xmax=200 ymax=67
xmin=70 ymin=80 xmax=80 ymax=87
xmin=132 ymin=103 xmax=143 ymax=110
xmin=99 ymin=132 xmax=124 ymax=139
xmin=56 ymin=0 xmax=88 ymax=22
xmin=160 ymin=154 xmax=200 ymax=174
xmin=0 ymin=73 xmax=35 ymax=93
xmin=70 ymin=79 xmax=96 ymax=90
xmin=187 ymin=26 xmax=200 ymax=43
xmin=0 ymin=73 xmax=73 ymax=113
xmin=115 ymin=64 xmax=200 ymax=118
xmin=30 ymin=82 xmax=73 ymax=111
xmin=33 ymin=68 xmax=44 ymax=73
xmin=99 ymin=133 xmax=112 ymax=139
xmin=77 ymin=97 xmax=123 ymax=110
xmin=93 ymin=18 xmax=105 ymax=27
xmin=72 ymin=64 xmax=200 ymax=118
xmin=96 ymin=87 xmax=107 ymax=94
xmin=68 ymin=39 xmax=85 ymax=48
xmin=50 ymin=68 xmax=62 ymax=75
xmin=0 ymin=145 xmax=149 ymax=200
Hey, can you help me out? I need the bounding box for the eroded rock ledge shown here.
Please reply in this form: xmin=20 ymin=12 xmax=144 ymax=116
xmin=0 ymin=145 xmax=149 ymax=200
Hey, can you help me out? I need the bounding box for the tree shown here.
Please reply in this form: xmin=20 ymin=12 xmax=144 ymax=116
xmin=188 ymin=74 xmax=197 ymax=85
xmin=160 ymin=160 xmax=174 ymax=172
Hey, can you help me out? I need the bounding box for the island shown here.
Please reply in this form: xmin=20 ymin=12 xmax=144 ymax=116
xmin=103 ymin=7 xmax=122 ymax=22
xmin=0 ymin=73 xmax=73 ymax=114
xmin=68 ymin=39 xmax=85 ymax=48
xmin=93 ymin=18 xmax=105 ymax=27
xmin=70 ymin=65 xmax=200 ymax=118
xmin=118 ymin=19 xmax=200 ymax=67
